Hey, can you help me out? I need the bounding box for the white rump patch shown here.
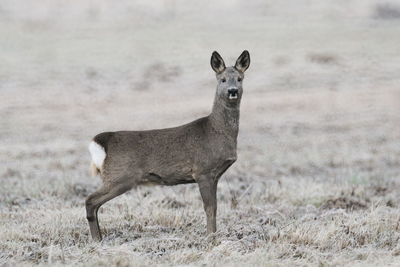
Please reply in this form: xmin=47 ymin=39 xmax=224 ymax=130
xmin=88 ymin=141 xmax=106 ymax=170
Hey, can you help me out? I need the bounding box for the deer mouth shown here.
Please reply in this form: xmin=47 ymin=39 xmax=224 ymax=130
xmin=228 ymin=91 xmax=238 ymax=100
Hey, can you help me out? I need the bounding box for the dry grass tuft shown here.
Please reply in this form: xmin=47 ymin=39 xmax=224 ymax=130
xmin=321 ymin=197 xmax=367 ymax=211
xmin=373 ymin=3 xmax=400 ymax=20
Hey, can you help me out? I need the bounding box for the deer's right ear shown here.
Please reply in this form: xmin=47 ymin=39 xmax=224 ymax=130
xmin=210 ymin=51 xmax=226 ymax=74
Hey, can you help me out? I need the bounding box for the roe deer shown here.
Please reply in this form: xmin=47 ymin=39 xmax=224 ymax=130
xmin=86 ymin=50 xmax=250 ymax=241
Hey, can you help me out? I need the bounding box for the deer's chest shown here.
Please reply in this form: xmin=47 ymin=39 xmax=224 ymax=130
xmin=210 ymin=134 xmax=237 ymax=158
xmin=201 ymin=137 xmax=237 ymax=178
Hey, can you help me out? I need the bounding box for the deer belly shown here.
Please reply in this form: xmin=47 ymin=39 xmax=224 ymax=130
xmin=143 ymin=165 xmax=195 ymax=185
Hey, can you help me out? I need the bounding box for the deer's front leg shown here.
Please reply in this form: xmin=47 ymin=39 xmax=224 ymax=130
xmin=198 ymin=176 xmax=218 ymax=234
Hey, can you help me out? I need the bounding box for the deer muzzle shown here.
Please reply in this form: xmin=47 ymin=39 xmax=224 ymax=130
xmin=228 ymin=88 xmax=238 ymax=100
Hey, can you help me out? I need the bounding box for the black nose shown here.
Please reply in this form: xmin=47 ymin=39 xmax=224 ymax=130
xmin=228 ymin=88 xmax=238 ymax=95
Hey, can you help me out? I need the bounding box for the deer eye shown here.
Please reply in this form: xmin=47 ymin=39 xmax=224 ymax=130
xmin=221 ymin=78 xmax=226 ymax=83
xmin=237 ymin=77 xmax=242 ymax=82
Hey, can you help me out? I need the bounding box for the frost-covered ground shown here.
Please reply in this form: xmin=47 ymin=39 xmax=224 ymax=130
xmin=1 ymin=0 xmax=400 ymax=266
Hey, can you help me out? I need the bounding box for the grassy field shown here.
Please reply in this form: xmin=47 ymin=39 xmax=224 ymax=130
xmin=1 ymin=0 xmax=400 ymax=266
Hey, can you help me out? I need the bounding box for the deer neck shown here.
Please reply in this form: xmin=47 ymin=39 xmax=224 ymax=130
xmin=209 ymin=93 xmax=240 ymax=139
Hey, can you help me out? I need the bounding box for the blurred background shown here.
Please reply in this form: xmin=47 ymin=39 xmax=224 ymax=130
xmin=1 ymin=0 xmax=400 ymax=265
xmin=1 ymin=0 xmax=399 ymax=184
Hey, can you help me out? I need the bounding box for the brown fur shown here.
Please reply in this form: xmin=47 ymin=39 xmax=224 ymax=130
xmin=86 ymin=51 xmax=250 ymax=241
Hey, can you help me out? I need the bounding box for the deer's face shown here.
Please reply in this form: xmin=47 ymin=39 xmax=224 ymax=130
xmin=211 ymin=51 xmax=250 ymax=106
xmin=216 ymin=67 xmax=243 ymax=102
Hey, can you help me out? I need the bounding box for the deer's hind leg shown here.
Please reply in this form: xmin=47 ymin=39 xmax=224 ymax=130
xmin=85 ymin=182 xmax=131 ymax=241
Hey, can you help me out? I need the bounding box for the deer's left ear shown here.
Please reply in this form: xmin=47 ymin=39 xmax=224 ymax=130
xmin=235 ymin=50 xmax=250 ymax=73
